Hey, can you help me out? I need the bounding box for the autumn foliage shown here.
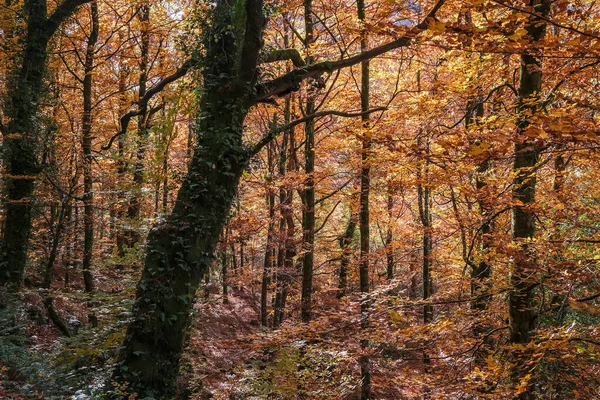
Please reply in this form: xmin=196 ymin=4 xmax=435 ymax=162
xmin=1 ymin=0 xmax=600 ymax=398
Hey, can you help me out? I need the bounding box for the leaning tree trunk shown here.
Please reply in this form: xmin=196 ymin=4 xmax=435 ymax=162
xmin=109 ymin=1 xmax=265 ymax=397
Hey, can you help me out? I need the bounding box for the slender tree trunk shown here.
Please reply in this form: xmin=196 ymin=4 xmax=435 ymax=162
xmin=273 ymin=128 xmax=295 ymax=328
xmin=356 ymin=0 xmax=371 ymax=397
xmin=81 ymin=0 xmax=99 ymax=327
xmin=126 ymin=1 xmax=151 ymax=246
xmin=465 ymin=97 xmax=491 ymax=311
xmin=115 ymin=56 xmax=128 ymax=258
xmin=385 ymin=184 xmax=394 ymax=280
xmin=273 ymin=48 xmax=294 ymax=329
xmin=337 ymin=212 xmax=356 ymax=298
xmin=509 ymin=2 xmax=549 ymax=398
xmin=300 ymin=0 xmax=315 ymax=323
xmin=261 ymin=140 xmax=276 ymax=326
xmin=417 ymin=135 xmax=433 ymax=370
xmin=110 ymin=1 xmax=265 ymax=396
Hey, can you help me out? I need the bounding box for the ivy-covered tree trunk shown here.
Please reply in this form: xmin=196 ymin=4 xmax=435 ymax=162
xmin=0 ymin=0 xmax=90 ymax=289
xmin=109 ymin=0 xmax=265 ymax=397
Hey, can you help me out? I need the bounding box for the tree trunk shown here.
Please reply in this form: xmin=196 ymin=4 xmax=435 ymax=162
xmin=273 ymin=54 xmax=294 ymax=329
xmin=417 ymin=134 xmax=433 ymax=370
xmin=385 ymin=184 xmax=394 ymax=280
xmin=509 ymin=2 xmax=549 ymax=398
xmin=126 ymin=1 xmax=151 ymax=246
xmin=273 ymin=129 xmax=295 ymax=328
xmin=0 ymin=0 xmax=89 ymax=291
xmin=110 ymin=1 xmax=265 ymax=397
xmin=509 ymin=0 xmax=548 ymax=346
xmin=261 ymin=140 xmax=276 ymax=327
xmin=337 ymin=212 xmax=356 ymax=298
xmin=357 ymin=0 xmax=371 ymax=397
xmin=0 ymin=1 xmax=51 ymax=289
xmin=300 ymin=0 xmax=315 ymax=323
xmin=466 ymin=97 xmax=491 ymax=311
xmin=81 ymin=0 xmax=99 ymax=327
xmin=116 ymin=62 xmax=128 ymax=258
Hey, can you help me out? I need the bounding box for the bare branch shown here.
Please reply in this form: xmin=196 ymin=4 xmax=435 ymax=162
xmin=254 ymin=0 xmax=446 ymax=102
xmin=251 ymin=107 xmax=387 ymax=156
xmin=101 ymin=58 xmax=193 ymax=151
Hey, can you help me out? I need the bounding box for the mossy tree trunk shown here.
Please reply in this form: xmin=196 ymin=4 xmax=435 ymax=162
xmin=0 ymin=0 xmax=91 ymax=290
xmin=109 ymin=0 xmax=265 ymax=397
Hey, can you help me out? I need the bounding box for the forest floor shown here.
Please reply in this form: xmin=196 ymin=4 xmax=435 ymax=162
xmin=183 ymin=287 xmax=264 ymax=399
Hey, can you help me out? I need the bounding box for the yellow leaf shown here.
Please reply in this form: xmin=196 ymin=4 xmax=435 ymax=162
xmin=468 ymin=142 xmax=491 ymax=156
xmin=508 ymin=28 xmax=528 ymax=41
xmin=429 ymin=20 xmax=446 ymax=33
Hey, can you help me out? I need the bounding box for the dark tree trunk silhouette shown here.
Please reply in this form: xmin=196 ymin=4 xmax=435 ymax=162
xmin=0 ymin=0 xmax=91 ymax=289
xmin=81 ymin=0 xmax=99 ymax=327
